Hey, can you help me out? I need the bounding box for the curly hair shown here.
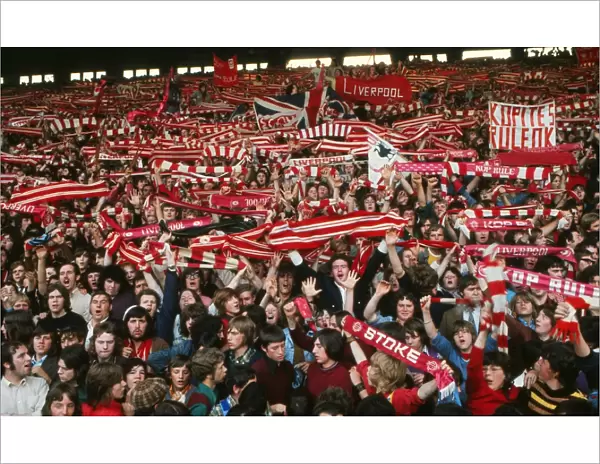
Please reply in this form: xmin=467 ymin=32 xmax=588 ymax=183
xmin=407 ymin=264 xmax=438 ymax=296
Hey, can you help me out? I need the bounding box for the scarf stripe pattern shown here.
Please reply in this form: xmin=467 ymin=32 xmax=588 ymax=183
xmin=481 ymin=244 xmax=509 ymax=353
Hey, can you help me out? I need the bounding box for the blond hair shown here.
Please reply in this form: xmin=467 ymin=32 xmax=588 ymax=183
xmin=368 ymin=352 xmax=407 ymax=394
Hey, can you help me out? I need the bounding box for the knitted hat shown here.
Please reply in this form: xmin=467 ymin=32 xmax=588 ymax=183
xmin=129 ymin=378 xmax=168 ymax=410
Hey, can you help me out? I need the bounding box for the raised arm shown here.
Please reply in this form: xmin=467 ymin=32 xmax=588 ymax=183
xmin=340 ymin=270 xmax=359 ymax=317
xmin=363 ymin=280 xmax=391 ymax=323
xmin=385 ymin=229 xmax=405 ymax=279
xmin=35 ymin=247 xmax=48 ymax=297
xmin=420 ymin=296 xmax=439 ymax=341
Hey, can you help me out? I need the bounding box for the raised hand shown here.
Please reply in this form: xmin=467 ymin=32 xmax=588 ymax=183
xmin=375 ymin=280 xmax=392 ymax=297
xmin=301 ymin=277 xmax=322 ymax=299
xmin=420 ymin=295 xmax=431 ymax=314
xmin=271 ymin=251 xmax=283 ymax=270
xmin=341 ymin=270 xmax=359 ymax=290
xmin=35 ymin=246 xmax=48 ymax=260
xmin=265 ymin=276 xmax=278 ymax=298
xmin=385 ymin=228 xmax=399 ymax=247
xmin=283 ymin=300 xmax=297 ymax=319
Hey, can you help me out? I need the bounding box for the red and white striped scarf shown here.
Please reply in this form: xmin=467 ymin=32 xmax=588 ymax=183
xmin=6 ymin=181 xmax=110 ymax=206
xmin=481 ymin=244 xmax=508 ymax=353
xmin=267 ymin=211 xmax=407 ymax=250
xmin=440 ymin=162 xmax=552 ymax=194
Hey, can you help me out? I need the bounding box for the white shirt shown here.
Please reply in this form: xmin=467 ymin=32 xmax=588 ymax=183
xmin=71 ymin=289 xmax=92 ymax=323
xmin=1 ymin=376 xmax=48 ymax=416
xmin=334 ymin=282 xmax=346 ymax=307
xmin=462 ymin=306 xmax=481 ymax=333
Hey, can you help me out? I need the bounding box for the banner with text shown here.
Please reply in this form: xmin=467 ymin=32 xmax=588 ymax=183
xmin=213 ymin=54 xmax=239 ymax=87
xmin=575 ymin=47 xmax=599 ymax=67
xmin=488 ymin=101 xmax=556 ymax=150
xmin=336 ymin=75 xmax=413 ymax=105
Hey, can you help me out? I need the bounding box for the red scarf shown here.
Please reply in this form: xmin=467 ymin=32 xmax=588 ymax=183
xmin=124 ymin=338 xmax=153 ymax=361
xmin=342 ymin=315 xmax=455 ymax=398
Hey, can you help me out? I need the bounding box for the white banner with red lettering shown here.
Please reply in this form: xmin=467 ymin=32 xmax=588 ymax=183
xmin=488 ymin=101 xmax=556 ymax=150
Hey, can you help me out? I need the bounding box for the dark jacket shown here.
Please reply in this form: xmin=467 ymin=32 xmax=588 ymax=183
xmin=292 ymin=248 xmax=386 ymax=319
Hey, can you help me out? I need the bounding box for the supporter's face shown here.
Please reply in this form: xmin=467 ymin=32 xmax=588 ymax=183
xmin=257 ymin=172 xmax=267 ymax=185
xmin=111 ymin=379 xmax=127 ymax=401
xmin=402 ymin=249 xmax=417 ymax=269
xmin=396 ymin=298 xmax=415 ymax=324
xmin=224 ymin=296 xmax=241 ymax=316
xmin=139 ymin=295 xmax=158 ymax=318
xmin=331 ymin=259 xmax=349 ymax=285
xmin=403 ymin=210 xmax=415 ymax=227
xmin=13 ymin=300 xmax=30 ymax=311
xmin=429 ymin=228 xmax=444 ymax=241
xmin=405 ymin=331 xmax=423 ymax=351
xmin=8 ymin=346 xmax=32 ymax=377
xmin=33 ymin=333 xmax=52 ymax=357
xmin=21 ymin=217 xmax=32 ymax=230
xmin=389 ymin=274 xmax=399 ymax=292
xmin=145 ymin=211 xmax=157 ymax=224
xmin=134 ymin=279 xmax=148 ymax=295
xmin=76 ymin=253 xmax=90 ymax=271
xmin=104 ymin=278 xmax=120 ymax=297
xmin=535 ymin=311 xmax=553 ymax=336
xmin=48 ymin=290 xmax=66 ymax=314
xmin=57 ymin=359 xmax=75 ymax=383
xmin=474 ymin=231 xmax=489 ymax=244
xmin=88 ymin=291 xmax=110 ymax=320
xmin=95 ymin=333 xmax=115 ymax=359
xmin=50 ymin=394 xmax=76 ymax=417
xmin=483 ymin=364 xmax=506 ymax=391
xmin=170 ymin=366 xmax=191 ymax=390
xmin=589 ymin=220 xmax=600 ymax=233
xmin=547 ymin=266 xmax=565 ymax=279
xmin=179 ymin=290 xmax=196 ymax=310
xmin=434 ymin=202 xmax=447 ymax=218
xmin=534 ymin=234 xmax=547 ymax=246
xmin=524 ymin=257 xmax=538 ymax=270
xmin=265 ymin=303 xmax=280 ymax=325
xmin=185 ymin=271 xmax=200 ymax=291
xmin=12 ymin=266 xmax=25 ymax=284
xmin=317 ymin=185 xmax=329 ymax=199
xmin=443 ymin=272 xmax=458 ymax=290
xmin=312 ymin=339 xmax=330 ymax=365
xmin=277 ymin=273 xmax=293 ymax=296
xmin=453 ymin=329 xmax=473 ymax=352
xmin=127 ymin=317 xmax=148 ymax=340
xmin=420 ymin=220 xmax=432 ymax=235
xmin=239 ymin=291 xmax=254 ymax=307
xmin=363 ymin=196 xmax=376 ymax=212
xmin=59 ymin=265 xmax=77 ymax=291
xmin=396 ymin=190 xmax=408 ymax=205
xmin=123 ymin=266 xmax=136 ymax=284
xmin=163 ymin=206 xmax=177 ymax=221
xmin=213 ymin=361 xmax=227 ymax=384
xmin=463 ymin=284 xmax=482 ymax=304
xmin=585 ymin=246 xmax=598 ymax=262
xmin=591 ymin=275 xmax=600 ymax=287
xmin=264 ymin=341 xmax=286 ymax=363
xmin=61 ymin=333 xmax=83 ymax=349
xmin=87 ymin=272 xmax=100 ymax=291
xmin=126 ymin=365 xmax=146 ymax=390
xmin=535 ymin=356 xmax=556 ymax=383
xmin=515 ymin=297 xmax=533 ymax=316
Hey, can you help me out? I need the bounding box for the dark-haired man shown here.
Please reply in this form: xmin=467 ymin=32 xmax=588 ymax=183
xmin=1 ymin=342 xmax=49 ymax=415
xmin=288 ymin=238 xmax=389 ymax=318
xmin=252 ymin=325 xmax=295 ymax=407
xmin=439 ymin=276 xmax=484 ymax=341
xmin=59 ymin=262 xmax=91 ymax=323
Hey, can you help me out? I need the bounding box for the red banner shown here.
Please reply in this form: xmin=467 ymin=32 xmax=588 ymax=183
xmin=213 ymin=54 xmax=239 ymax=87
xmin=336 ymin=75 xmax=412 ymax=104
xmin=575 ymin=47 xmax=599 ymax=67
